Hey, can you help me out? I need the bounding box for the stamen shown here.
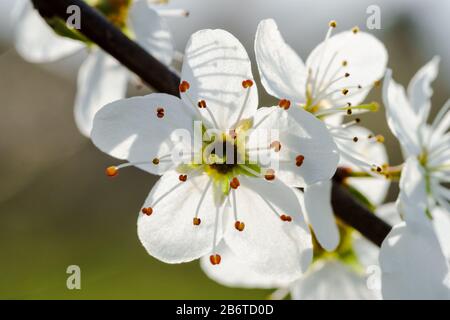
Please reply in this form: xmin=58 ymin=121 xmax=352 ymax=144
xmin=179 ymin=174 xmax=187 ymax=182
xmin=296 ymin=155 xmax=305 ymax=167
xmin=210 ymin=254 xmax=221 ymax=265
xmin=141 ymin=207 xmax=153 ymax=216
xmin=230 ymin=177 xmax=240 ymax=189
xmin=156 ymin=107 xmax=165 ymax=118
xmin=197 ymin=100 xmax=207 ymax=108
xmin=353 ymin=137 xmax=358 ymax=142
xmin=264 ymin=169 xmax=276 ymax=181
xmin=270 ymin=141 xmax=282 ymax=152
xmin=280 ymin=214 xmax=293 ymax=222
xmin=179 ymin=80 xmax=190 ymax=93
xmin=194 ymin=179 xmax=212 ymax=221
xmin=210 ymin=205 xmax=222 ymax=265
xmin=278 ymin=99 xmax=291 ymax=110
xmin=152 ymin=158 xmax=160 ymax=165
xmin=234 ymin=221 xmax=245 ymax=232
xmin=341 ymin=88 xmax=349 ymax=95
xmin=234 ymin=79 xmax=254 ymax=125
xmin=342 ymin=60 xmax=348 ymax=67
xmin=329 ymin=20 xmax=337 ymax=28
xmin=242 ymin=79 xmax=254 ymax=88
xmin=156 ymin=9 xmax=189 ymax=17
xmin=352 ymin=26 xmax=360 ymax=34
xmin=105 ymin=166 xmax=119 ymax=177
xmin=193 ymin=217 xmax=201 ymax=226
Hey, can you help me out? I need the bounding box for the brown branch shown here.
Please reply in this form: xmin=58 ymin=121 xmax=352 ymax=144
xmin=31 ymin=0 xmax=392 ymax=247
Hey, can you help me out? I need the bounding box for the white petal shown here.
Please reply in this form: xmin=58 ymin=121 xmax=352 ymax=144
xmin=340 ymin=126 xmax=390 ymax=205
xmin=254 ymin=19 xmax=307 ymax=103
xmin=407 ymin=56 xmax=440 ymax=123
xmin=224 ymin=177 xmax=312 ymax=281
xmin=432 ymin=207 xmax=450 ymax=263
xmin=397 ymin=157 xmax=428 ymax=224
xmin=375 ymin=202 xmax=402 ymax=226
xmin=383 ymin=69 xmax=421 ymax=156
xmin=138 ymin=171 xmax=221 ymax=263
xmin=91 ymin=93 xmax=196 ymax=175
xmin=352 ymin=234 xmax=380 ymax=268
xmin=200 ymin=241 xmax=292 ymax=289
xmin=249 ymin=106 xmax=339 ymax=187
xmin=74 ymin=50 xmax=129 ymax=136
xmin=380 ymin=221 xmax=450 ymax=299
xmin=303 ymin=180 xmax=340 ymax=251
xmin=181 ymin=29 xmax=257 ymax=129
xmin=306 ymin=31 xmax=387 ymax=106
xmin=291 ymin=260 xmax=380 ymax=300
xmin=129 ymin=0 xmax=174 ymax=66
xmin=14 ymin=4 xmax=84 ymax=63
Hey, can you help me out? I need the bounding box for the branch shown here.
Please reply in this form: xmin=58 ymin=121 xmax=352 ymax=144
xmin=31 ymin=0 xmax=392 ymax=247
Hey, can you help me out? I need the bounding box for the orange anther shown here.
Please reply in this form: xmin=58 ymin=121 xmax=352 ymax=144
xmin=295 ymin=155 xmax=305 ymax=167
xmin=230 ymin=177 xmax=240 ymax=189
xmin=141 ymin=207 xmax=153 ymax=216
xmin=179 ymin=175 xmax=188 ymax=182
xmin=280 ymin=214 xmax=292 ymax=222
xmin=193 ymin=217 xmax=201 ymax=225
xmin=278 ymin=99 xmax=291 ymax=110
xmin=179 ymin=80 xmax=190 ymax=93
xmin=234 ymin=221 xmax=245 ymax=232
xmin=105 ymin=166 xmax=119 ymax=177
xmin=152 ymin=158 xmax=160 ymax=165
xmin=156 ymin=107 xmax=165 ymax=118
xmin=210 ymin=254 xmax=222 ymax=265
xmin=242 ymin=79 xmax=254 ymax=88
xmin=197 ymin=100 xmax=207 ymax=108
xmin=264 ymin=169 xmax=276 ymax=181
xmin=270 ymin=141 xmax=281 ymax=152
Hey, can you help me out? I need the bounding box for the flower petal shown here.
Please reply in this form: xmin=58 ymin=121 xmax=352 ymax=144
xmin=306 ymin=31 xmax=387 ymax=106
xmin=14 ymin=3 xmax=84 ymax=63
xmin=380 ymin=220 xmax=450 ymax=299
xmin=383 ymin=69 xmax=421 ymax=156
xmin=303 ymin=180 xmax=340 ymax=251
xmin=200 ymin=241 xmax=292 ymax=289
xmin=375 ymin=202 xmax=402 ymax=226
xmin=432 ymin=207 xmax=450 ymax=263
xmin=254 ymin=19 xmax=307 ymax=103
xmin=291 ymin=260 xmax=380 ymax=300
xmin=224 ymin=177 xmax=312 ymax=281
xmin=74 ymin=50 xmax=129 ymax=136
xmin=91 ymin=93 xmax=196 ymax=175
xmin=138 ymin=171 xmax=221 ymax=263
xmin=181 ymin=29 xmax=257 ymax=129
xmin=407 ymin=56 xmax=440 ymax=123
xmin=129 ymin=0 xmax=174 ymax=66
xmin=249 ymin=106 xmax=339 ymax=187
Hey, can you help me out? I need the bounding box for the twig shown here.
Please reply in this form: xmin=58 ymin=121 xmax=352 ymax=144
xmin=31 ymin=0 xmax=392 ymax=247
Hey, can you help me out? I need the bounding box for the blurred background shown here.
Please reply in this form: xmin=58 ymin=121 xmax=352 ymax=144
xmin=0 ymin=0 xmax=449 ymax=299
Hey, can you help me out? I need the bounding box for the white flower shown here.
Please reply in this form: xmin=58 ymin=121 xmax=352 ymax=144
xmin=201 ymin=189 xmax=390 ymax=300
xmin=254 ymin=19 xmax=388 ymax=251
xmin=91 ymin=29 xmax=339 ymax=280
xmin=13 ymin=0 xmax=177 ymax=136
xmin=383 ymin=57 xmax=450 ymax=217
xmin=379 ymin=202 xmax=450 ymax=299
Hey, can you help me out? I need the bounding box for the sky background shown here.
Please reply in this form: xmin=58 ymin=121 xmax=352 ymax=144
xmin=0 ymin=0 xmax=449 ymax=299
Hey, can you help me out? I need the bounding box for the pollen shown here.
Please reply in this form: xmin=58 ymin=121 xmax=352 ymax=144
xmin=280 ymin=214 xmax=292 ymax=222
xmin=179 ymin=175 xmax=188 ymax=182
xmin=329 ymin=20 xmax=337 ymax=28
xmin=270 ymin=141 xmax=281 ymax=152
xmin=210 ymin=254 xmax=222 ymax=265
xmin=352 ymin=26 xmax=360 ymax=34
xmin=230 ymin=177 xmax=240 ymax=189
xmin=105 ymin=166 xmax=119 ymax=177
xmin=193 ymin=217 xmax=201 ymax=226
xmin=152 ymin=158 xmax=160 ymax=165
xmin=234 ymin=221 xmax=245 ymax=232
xmin=197 ymin=100 xmax=207 ymax=109
xmin=141 ymin=207 xmax=153 ymax=216
xmin=156 ymin=107 xmax=165 ymax=118
xmin=295 ymin=155 xmax=305 ymax=167
xmin=179 ymin=80 xmax=190 ymax=92
xmin=242 ymin=79 xmax=254 ymax=88
xmin=278 ymin=99 xmax=291 ymax=110
xmin=264 ymin=169 xmax=276 ymax=181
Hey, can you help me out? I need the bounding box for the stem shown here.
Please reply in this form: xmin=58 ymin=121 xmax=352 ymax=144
xmin=31 ymin=0 xmax=392 ymax=247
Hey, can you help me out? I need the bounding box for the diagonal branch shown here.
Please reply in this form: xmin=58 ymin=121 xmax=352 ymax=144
xmin=31 ymin=0 xmax=392 ymax=247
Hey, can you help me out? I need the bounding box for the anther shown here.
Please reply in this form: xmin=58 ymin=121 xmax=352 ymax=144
xmin=347 ymin=109 xmax=352 ymax=115
xmin=352 ymin=26 xmax=360 ymax=34
xmin=342 ymin=88 xmax=349 ymax=95
xmin=230 ymin=177 xmax=240 ymax=189
xmin=234 ymin=221 xmax=245 ymax=232
xmin=345 ymin=72 xmax=350 ymax=77
xmin=193 ymin=217 xmax=201 ymax=226
xmin=179 ymin=80 xmax=190 ymax=92
xmin=152 ymin=158 xmax=160 ymax=165
xmin=141 ymin=207 xmax=153 ymax=216
xmin=295 ymin=155 xmax=305 ymax=167
xmin=278 ymin=99 xmax=291 ymax=110
xmin=106 ymin=166 xmax=119 ymax=177
xmin=355 ymin=118 xmax=361 ymax=123
xmin=376 ymin=135 xmax=385 ymax=143
xmin=342 ymin=60 xmax=348 ymax=67
xmin=197 ymin=100 xmax=207 ymax=109
xmin=374 ymin=80 xmax=381 ymax=88
xmin=210 ymin=254 xmax=222 ymax=265
xmin=353 ymin=137 xmax=358 ymax=142
xmin=357 ymin=84 xmax=362 ymax=89
xmin=179 ymin=175 xmax=187 ymax=182
xmin=329 ymin=20 xmax=337 ymax=28
xmin=280 ymin=214 xmax=292 ymax=222
xmin=264 ymin=169 xmax=276 ymax=181
xmin=242 ymin=79 xmax=254 ymax=88
xmin=156 ymin=107 xmax=165 ymax=118
xmin=270 ymin=141 xmax=282 ymax=152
